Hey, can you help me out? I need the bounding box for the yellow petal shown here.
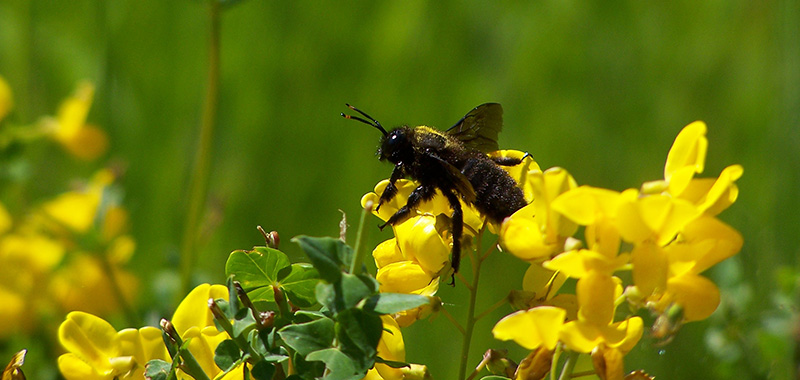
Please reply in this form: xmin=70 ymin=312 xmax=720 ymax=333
xmin=375 ymin=315 xmax=405 ymax=380
xmin=0 ymin=76 xmax=12 ymax=121
xmin=57 ymin=353 xmax=109 ymax=380
xmin=61 ymin=124 xmax=109 ymax=161
xmin=559 ymin=320 xmax=601 ymax=353
xmin=372 ymin=238 xmax=403 ymax=269
xmin=54 ymin=82 xmax=94 ymax=141
xmin=664 ymin=121 xmax=707 ymax=190
xmin=585 ymin=219 xmax=621 ymax=260
xmin=394 ymin=215 xmax=450 ymax=273
xmin=592 ymin=346 xmax=624 ymax=380
xmin=522 ymin=264 xmax=566 ymax=299
xmin=577 ymin=272 xmax=616 ymax=326
xmin=492 ymin=306 xmax=566 ymax=350
xmin=172 ymin=283 xmax=229 ymax=336
xmin=631 ymin=242 xmax=668 ymax=297
xmin=551 ymin=186 xmax=621 ymax=226
xmin=678 ymin=216 xmax=743 ymax=274
xmin=530 ymin=167 xmax=579 ymax=239
xmin=616 ymin=192 xmax=700 ymax=245
xmin=376 ymin=261 xmax=435 ymax=294
xmin=500 ymin=209 xmax=553 ymax=261
xmin=0 ymin=202 xmax=11 ymax=235
xmin=605 ymin=317 xmax=644 ymax=353
xmin=42 ymin=191 xmax=99 ymax=233
xmin=58 ymin=312 xmax=119 ymax=374
xmin=666 ymin=274 xmax=720 ymax=321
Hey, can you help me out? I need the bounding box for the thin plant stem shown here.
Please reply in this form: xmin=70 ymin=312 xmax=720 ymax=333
xmin=439 ymin=304 xmax=465 ymax=335
xmin=98 ymin=254 xmax=140 ymax=326
xmin=474 ymin=297 xmax=507 ymax=322
xmin=457 ymin=226 xmax=489 ymax=380
xmin=557 ymin=351 xmax=579 ymax=380
xmin=179 ymin=0 xmax=221 ymax=297
xmin=350 ymin=200 xmax=372 ymax=275
xmin=550 ymin=343 xmax=562 ymax=380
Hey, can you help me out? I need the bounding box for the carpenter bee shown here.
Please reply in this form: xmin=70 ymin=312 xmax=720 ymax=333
xmin=342 ymin=103 xmax=527 ymax=280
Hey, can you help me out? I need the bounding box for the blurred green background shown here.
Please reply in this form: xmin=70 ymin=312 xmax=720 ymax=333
xmin=1 ymin=0 xmax=798 ymax=379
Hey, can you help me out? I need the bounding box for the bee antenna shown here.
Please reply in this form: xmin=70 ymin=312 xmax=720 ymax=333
xmin=341 ymin=103 xmax=388 ymax=136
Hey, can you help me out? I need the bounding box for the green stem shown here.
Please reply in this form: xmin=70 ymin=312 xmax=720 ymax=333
xmin=349 ymin=200 xmax=372 ymax=274
xmin=550 ymin=344 xmax=562 ymax=380
xmin=97 ymin=253 xmax=140 ymax=326
xmin=556 ymin=351 xmax=579 ymax=380
xmin=457 ymin=228 xmax=487 ymax=380
xmin=180 ymin=0 xmax=221 ymax=296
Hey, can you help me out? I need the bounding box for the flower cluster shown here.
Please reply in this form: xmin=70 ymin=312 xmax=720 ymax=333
xmin=0 ymin=77 xmax=135 ymax=339
xmin=363 ymin=121 xmax=742 ymax=380
xmin=57 ymin=284 xmax=248 ymax=380
xmin=493 ymin=121 xmax=742 ymax=379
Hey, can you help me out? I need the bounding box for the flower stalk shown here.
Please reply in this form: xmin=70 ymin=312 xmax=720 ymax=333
xmin=180 ymin=0 xmax=221 ymax=296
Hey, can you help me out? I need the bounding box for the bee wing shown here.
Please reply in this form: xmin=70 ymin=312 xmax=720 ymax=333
xmin=446 ymin=103 xmax=503 ymax=153
xmin=430 ymin=155 xmax=476 ymax=203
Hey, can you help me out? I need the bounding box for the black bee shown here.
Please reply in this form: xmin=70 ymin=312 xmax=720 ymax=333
xmin=342 ymin=103 xmax=527 ymax=280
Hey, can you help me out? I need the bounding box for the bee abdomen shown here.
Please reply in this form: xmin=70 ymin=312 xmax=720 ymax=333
xmin=462 ymin=156 xmax=527 ymax=223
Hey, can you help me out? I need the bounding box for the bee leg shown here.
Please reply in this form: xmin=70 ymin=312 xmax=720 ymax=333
xmin=442 ymin=191 xmax=463 ymax=286
xmin=380 ymin=184 xmax=435 ymax=230
xmin=376 ymin=165 xmax=404 ymax=212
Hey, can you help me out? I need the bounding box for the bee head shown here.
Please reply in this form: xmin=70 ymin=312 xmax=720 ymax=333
xmin=378 ymin=127 xmax=413 ymax=164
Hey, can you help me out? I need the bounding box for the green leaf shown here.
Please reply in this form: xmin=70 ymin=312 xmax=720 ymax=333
xmin=144 ymin=359 xmax=172 ymax=380
xmin=479 ymin=376 xmax=512 ymax=380
xmin=214 ymin=339 xmax=241 ymax=372
xmin=306 ymin=348 xmax=365 ymax=380
xmin=231 ymin=309 xmax=257 ymax=339
xmin=292 ymin=236 xmax=353 ymax=283
xmin=250 ymin=360 xmax=276 ymax=380
xmin=316 ymin=273 xmax=374 ymax=313
xmin=225 ymin=248 xmax=290 ymax=301
xmin=363 ymin=293 xmax=430 ymax=314
xmin=278 ymin=318 xmax=335 ymax=356
xmin=335 ymin=309 xmax=382 ymax=361
xmin=281 ymin=263 xmax=321 ymax=307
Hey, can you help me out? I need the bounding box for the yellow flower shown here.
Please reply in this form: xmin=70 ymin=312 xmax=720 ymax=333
xmin=499 ymin=167 xmax=578 ymax=261
xmin=57 ymin=284 xmax=241 ymax=380
xmin=171 ymin=283 xmax=231 ymax=378
xmin=49 ymin=253 xmax=138 ymax=316
xmin=373 ymin=238 xmax=404 ymax=269
xmin=376 ymin=261 xmax=438 ymax=295
xmin=643 ymin=121 xmax=742 ymax=216
xmin=663 ymin=121 xmax=707 ymax=196
xmin=364 ymin=316 xmax=431 ymax=380
xmin=0 ymin=233 xmax=64 ymax=338
xmin=57 ymin=311 xmax=166 ymax=380
xmin=492 ymin=306 xmax=566 ymax=350
xmin=362 ymin=179 xmax=484 ymax=235
xmin=646 ymin=216 xmax=743 ymax=321
xmin=373 ymin=315 xmax=405 ymax=380
xmin=393 ymin=214 xmax=450 ymax=274
xmin=43 ymin=82 xmax=108 ymax=160
xmin=0 ymin=75 xmax=12 ymax=122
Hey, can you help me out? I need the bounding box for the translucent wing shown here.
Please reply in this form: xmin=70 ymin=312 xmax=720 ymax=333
xmin=446 ymin=103 xmax=503 ymax=153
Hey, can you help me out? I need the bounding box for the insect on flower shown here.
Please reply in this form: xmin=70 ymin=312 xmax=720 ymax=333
xmin=343 ymin=103 xmax=527 ymax=282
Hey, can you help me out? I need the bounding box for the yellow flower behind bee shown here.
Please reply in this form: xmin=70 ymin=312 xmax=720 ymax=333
xmin=0 ymin=76 xmax=12 ymax=122
xmin=42 ymin=82 xmax=108 ymax=160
